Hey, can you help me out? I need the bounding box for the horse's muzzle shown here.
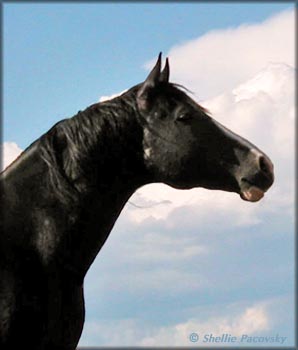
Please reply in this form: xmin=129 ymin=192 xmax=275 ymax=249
xmin=239 ymin=153 xmax=274 ymax=202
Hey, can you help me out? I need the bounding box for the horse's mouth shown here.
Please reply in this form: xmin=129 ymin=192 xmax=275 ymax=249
xmin=239 ymin=178 xmax=266 ymax=202
xmin=240 ymin=186 xmax=265 ymax=202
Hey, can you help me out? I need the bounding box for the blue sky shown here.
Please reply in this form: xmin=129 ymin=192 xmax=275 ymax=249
xmin=3 ymin=2 xmax=295 ymax=348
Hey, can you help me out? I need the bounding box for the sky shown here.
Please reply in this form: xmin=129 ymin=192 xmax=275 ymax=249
xmin=3 ymin=2 xmax=296 ymax=348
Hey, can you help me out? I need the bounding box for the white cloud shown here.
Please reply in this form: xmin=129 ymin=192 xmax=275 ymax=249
xmin=80 ymin=301 xmax=272 ymax=346
xmin=140 ymin=302 xmax=270 ymax=346
xmin=1 ymin=142 xmax=23 ymax=171
xmin=126 ymin=184 xmax=264 ymax=228
xmin=203 ymin=62 xmax=295 ymax=158
xmin=99 ymin=89 xmax=127 ymax=102
xmin=153 ymin=9 xmax=294 ymax=100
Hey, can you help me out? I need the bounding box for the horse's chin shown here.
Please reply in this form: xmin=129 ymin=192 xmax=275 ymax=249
xmin=240 ymin=186 xmax=265 ymax=202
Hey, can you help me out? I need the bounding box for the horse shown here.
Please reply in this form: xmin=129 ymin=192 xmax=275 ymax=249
xmin=0 ymin=53 xmax=274 ymax=349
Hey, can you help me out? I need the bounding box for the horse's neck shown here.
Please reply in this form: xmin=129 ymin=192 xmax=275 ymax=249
xmin=68 ymin=184 xmax=135 ymax=278
xmin=50 ymin=104 xmax=147 ymax=277
xmin=1 ymin=102 xmax=147 ymax=279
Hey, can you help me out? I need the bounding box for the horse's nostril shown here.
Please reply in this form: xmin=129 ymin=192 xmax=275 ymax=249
xmin=259 ymin=155 xmax=274 ymax=177
xmin=259 ymin=156 xmax=268 ymax=173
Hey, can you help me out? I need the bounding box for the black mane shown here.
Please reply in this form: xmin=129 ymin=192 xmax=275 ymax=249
xmin=39 ymin=87 xmax=140 ymax=207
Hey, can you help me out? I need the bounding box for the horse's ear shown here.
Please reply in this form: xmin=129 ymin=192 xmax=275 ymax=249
xmin=160 ymin=57 xmax=170 ymax=83
xmin=137 ymin=53 xmax=162 ymax=112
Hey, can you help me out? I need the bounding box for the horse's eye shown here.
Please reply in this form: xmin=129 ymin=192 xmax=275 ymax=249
xmin=176 ymin=113 xmax=193 ymax=122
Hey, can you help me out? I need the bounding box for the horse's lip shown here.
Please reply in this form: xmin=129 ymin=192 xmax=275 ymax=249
xmin=240 ymin=187 xmax=265 ymax=202
xmin=239 ymin=178 xmax=266 ymax=202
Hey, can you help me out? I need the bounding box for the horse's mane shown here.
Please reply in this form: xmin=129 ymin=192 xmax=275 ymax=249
xmin=170 ymin=83 xmax=210 ymax=115
xmin=39 ymin=90 xmax=139 ymax=207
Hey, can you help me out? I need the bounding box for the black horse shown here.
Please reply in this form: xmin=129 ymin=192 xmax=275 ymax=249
xmin=0 ymin=54 xmax=274 ymax=349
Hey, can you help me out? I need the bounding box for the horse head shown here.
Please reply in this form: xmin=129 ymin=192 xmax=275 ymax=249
xmin=137 ymin=53 xmax=274 ymax=202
